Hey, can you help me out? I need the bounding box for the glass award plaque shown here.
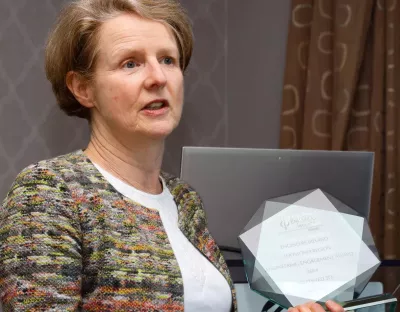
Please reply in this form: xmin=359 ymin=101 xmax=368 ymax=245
xmin=238 ymin=189 xmax=398 ymax=311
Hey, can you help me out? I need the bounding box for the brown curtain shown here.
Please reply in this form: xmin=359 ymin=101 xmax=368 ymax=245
xmin=280 ymin=0 xmax=399 ymax=268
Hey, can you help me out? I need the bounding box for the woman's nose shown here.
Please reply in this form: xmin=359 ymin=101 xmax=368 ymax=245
xmin=144 ymin=62 xmax=167 ymax=90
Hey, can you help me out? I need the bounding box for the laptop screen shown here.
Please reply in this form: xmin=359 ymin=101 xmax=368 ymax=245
xmin=180 ymin=147 xmax=374 ymax=251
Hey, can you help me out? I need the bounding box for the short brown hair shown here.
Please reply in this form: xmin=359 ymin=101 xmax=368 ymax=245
xmin=45 ymin=0 xmax=193 ymax=120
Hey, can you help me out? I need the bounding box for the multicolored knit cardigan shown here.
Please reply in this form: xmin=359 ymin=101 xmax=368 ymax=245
xmin=0 ymin=150 xmax=237 ymax=311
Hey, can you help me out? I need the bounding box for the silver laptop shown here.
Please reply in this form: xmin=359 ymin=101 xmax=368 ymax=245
xmin=180 ymin=147 xmax=374 ymax=250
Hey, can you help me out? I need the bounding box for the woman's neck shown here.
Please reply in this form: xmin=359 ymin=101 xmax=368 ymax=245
xmin=84 ymin=127 xmax=165 ymax=195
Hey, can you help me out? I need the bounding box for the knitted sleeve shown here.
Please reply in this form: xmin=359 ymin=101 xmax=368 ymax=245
xmin=0 ymin=165 xmax=82 ymax=311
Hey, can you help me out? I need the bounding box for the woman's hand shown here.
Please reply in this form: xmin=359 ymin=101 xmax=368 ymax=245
xmin=289 ymin=300 xmax=344 ymax=312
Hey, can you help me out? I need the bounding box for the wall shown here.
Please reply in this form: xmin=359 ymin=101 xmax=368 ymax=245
xmin=0 ymin=0 xmax=89 ymax=200
xmin=0 ymin=0 xmax=291 ymax=199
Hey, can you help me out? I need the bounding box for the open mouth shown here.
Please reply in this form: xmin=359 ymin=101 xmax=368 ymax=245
xmin=142 ymin=100 xmax=169 ymax=111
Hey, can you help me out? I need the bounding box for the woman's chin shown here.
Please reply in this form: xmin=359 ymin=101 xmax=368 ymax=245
xmin=121 ymin=119 xmax=180 ymax=141
xmin=142 ymin=125 xmax=177 ymax=140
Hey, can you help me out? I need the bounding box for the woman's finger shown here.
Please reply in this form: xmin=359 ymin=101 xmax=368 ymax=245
xmin=288 ymin=307 xmax=300 ymax=312
xmin=290 ymin=304 xmax=312 ymax=312
xmin=325 ymin=300 xmax=345 ymax=312
xmin=307 ymin=302 xmax=327 ymax=312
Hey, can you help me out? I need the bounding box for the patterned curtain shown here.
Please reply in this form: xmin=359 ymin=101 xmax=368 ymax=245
xmin=280 ymin=0 xmax=400 ymax=267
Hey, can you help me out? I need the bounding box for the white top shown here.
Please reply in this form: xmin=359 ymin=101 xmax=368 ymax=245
xmin=93 ymin=164 xmax=232 ymax=312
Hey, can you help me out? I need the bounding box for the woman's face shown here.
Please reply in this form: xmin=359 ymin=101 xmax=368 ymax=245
xmin=88 ymin=13 xmax=184 ymax=140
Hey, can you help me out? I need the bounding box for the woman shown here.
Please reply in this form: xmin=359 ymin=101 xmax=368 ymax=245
xmin=0 ymin=0 xmax=344 ymax=311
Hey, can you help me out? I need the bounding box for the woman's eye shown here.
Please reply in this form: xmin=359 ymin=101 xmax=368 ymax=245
xmin=163 ymin=57 xmax=174 ymax=65
xmin=123 ymin=61 xmax=137 ymax=69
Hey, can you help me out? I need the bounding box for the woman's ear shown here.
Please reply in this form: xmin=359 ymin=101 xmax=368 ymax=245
xmin=66 ymin=71 xmax=95 ymax=109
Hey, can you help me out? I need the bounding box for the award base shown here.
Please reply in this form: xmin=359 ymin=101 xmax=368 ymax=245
xmin=326 ymin=293 xmax=397 ymax=312
xmin=248 ymin=288 xmax=397 ymax=312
